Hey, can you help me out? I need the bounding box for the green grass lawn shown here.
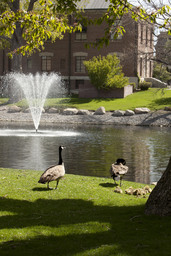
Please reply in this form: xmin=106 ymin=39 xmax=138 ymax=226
xmin=0 ymin=168 xmax=170 ymax=256
xmin=2 ymin=88 xmax=171 ymax=111
xmin=58 ymin=88 xmax=170 ymax=111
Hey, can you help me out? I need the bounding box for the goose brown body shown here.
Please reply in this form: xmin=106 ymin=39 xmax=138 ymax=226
xmin=38 ymin=145 xmax=65 ymax=189
xmin=110 ymin=158 xmax=128 ymax=186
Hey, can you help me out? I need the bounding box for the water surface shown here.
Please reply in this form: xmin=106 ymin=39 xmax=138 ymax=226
xmin=0 ymin=124 xmax=170 ymax=184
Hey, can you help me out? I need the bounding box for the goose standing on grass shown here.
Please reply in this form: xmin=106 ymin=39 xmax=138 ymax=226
xmin=109 ymin=158 xmax=128 ymax=186
xmin=38 ymin=145 xmax=66 ymax=189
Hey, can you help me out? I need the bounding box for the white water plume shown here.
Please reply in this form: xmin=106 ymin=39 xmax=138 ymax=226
xmin=7 ymin=72 xmax=65 ymax=131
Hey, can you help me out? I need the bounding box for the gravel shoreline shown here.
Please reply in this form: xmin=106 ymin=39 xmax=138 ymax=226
xmin=0 ymin=106 xmax=171 ymax=128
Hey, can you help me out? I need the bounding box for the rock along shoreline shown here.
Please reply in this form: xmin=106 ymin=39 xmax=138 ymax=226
xmin=0 ymin=105 xmax=171 ymax=128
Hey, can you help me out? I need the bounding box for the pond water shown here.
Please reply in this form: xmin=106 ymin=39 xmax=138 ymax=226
xmin=0 ymin=124 xmax=170 ymax=184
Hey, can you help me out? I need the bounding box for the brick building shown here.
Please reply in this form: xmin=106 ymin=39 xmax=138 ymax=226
xmin=0 ymin=0 xmax=154 ymax=97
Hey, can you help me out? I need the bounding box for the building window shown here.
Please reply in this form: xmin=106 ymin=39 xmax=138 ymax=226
xmin=140 ymin=57 xmax=143 ymax=77
xmin=150 ymin=28 xmax=153 ymax=48
xmin=75 ymin=80 xmax=84 ymax=89
xmin=75 ymin=24 xmax=87 ymax=41
xmin=110 ymin=21 xmax=123 ymax=40
xmin=145 ymin=55 xmax=147 ymax=77
xmin=41 ymin=56 xmax=52 ymax=71
xmin=27 ymin=59 xmax=32 ymax=69
xmin=150 ymin=60 xmax=152 ymax=77
xmin=75 ymin=31 xmax=87 ymax=41
xmin=60 ymin=58 xmax=66 ymax=69
xmin=146 ymin=26 xmax=148 ymax=46
xmin=75 ymin=56 xmax=86 ymax=73
xmin=140 ymin=24 xmax=143 ymax=44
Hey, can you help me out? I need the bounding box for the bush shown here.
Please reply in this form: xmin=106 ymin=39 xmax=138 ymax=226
xmin=139 ymin=81 xmax=152 ymax=91
xmin=153 ymin=63 xmax=171 ymax=83
xmin=84 ymin=54 xmax=129 ymax=90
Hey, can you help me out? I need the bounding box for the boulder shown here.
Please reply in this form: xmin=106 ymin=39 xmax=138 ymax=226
xmin=23 ymin=108 xmax=30 ymax=113
xmin=112 ymin=110 xmax=125 ymax=116
xmin=63 ymin=108 xmax=78 ymax=115
xmin=8 ymin=105 xmax=22 ymax=113
xmin=77 ymin=109 xmax=90 ymax=115
xmin=48 ymin=107 xmax=58 ymax=113
xmin=124 ymin=110 xmax=135 ymax=116
xmin=134 ymin=107 xmax=150 ymax=114
xmin=94 ymin=106 xmax=106 ymax=115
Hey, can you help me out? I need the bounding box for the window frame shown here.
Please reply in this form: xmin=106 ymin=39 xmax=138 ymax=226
xmin=41 ymin=56 xmax=52 ymax=71
xmin=75 ymin=31 xmax=87 ymax=41
xmin=75 ymin=56 xmax=86 ymax=73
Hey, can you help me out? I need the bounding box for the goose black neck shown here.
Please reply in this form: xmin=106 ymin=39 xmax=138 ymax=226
xmin=58 ymin=148 xmax=63 ymax=165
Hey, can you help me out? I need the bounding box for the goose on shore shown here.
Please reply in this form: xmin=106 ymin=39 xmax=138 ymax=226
xmin=109 ymin=158 xmax=128 ymax=186
xmin=38 ymin=145 xmax=66 ymax=189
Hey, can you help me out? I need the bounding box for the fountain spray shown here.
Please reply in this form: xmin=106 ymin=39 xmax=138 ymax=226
xmin=7 ymin=72 xmax=64 ymax=131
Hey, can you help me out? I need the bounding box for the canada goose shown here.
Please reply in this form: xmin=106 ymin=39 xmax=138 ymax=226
xmin=115 ymin=158 xmax=126 ymax=165
xmin=109 ymin=158 xmax=128 ymax=186
xmin=38 ymin=145 xmax=66 ymax=189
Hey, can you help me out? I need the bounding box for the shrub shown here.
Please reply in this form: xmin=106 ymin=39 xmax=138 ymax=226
xmin=153 ymin=63 xmax=171 ymax=83
xmin=139 ymin=81 xmax=152 ymax=91
xmin=84 ymin=54 xmax=129 ymax=90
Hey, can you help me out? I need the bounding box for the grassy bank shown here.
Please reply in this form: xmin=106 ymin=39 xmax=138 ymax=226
xmin=0 ymin=168 xmax=170 ymax=256
xmin=44 ymin=88 xmax=171 ymax=111
xmin=2 ymin=88 xmax=171 ymax=111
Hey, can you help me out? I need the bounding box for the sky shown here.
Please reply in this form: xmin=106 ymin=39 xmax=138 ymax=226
xmin=129 ymin=0 xmax=170 ymax=35
xmin=129 ymin=0 xmax=171 ymax=7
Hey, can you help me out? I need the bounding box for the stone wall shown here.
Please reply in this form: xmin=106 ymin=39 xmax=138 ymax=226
xmin=79 ymin=84 xmax=133 ymax=98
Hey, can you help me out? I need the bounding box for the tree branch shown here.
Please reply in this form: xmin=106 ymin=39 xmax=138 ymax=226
xmin=27 ymin=0 xmax=38 ymax=12
xmin=0 ymin=35 xmax=12 ymax=43
xmin=152 ymin=57 xmax=170 ymax=66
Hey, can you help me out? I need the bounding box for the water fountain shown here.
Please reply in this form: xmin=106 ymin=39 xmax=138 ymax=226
xmin=7 ymin=72 xmax=66 ymax=131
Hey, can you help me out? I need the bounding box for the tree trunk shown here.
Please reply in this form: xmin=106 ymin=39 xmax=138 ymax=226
xmin=8 ymin=21 xmax=23 ymax=102
xmin=145 ymin=157 xmax=171 ymax=216
xmin=8 ymin=50 xmax=23 ymax=103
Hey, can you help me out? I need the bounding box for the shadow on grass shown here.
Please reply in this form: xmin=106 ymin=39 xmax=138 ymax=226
xmin=99 ymin=182 xmax=117 ymax=188
xmin=148 ymin=97 xmax=171 ymax=109
xmin=0 ymin=197 xmax=170 ymax=256
xmin=154 ymin=97 xmax=171 ymax=106
xmin=66 ymin=97 xmax=117 ymax=106
xmin=32 ymin=187 xmax=53 ymax=191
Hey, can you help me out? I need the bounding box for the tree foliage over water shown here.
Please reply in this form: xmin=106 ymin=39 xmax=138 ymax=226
xmin=0 ymin=0 xmax=170 ymax=60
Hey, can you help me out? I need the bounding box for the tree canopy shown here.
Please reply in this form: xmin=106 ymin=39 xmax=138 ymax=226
xmin=0 ymin=0 xmax=170 ymax=58
xmin=0 ymin=0 xmax=83 ymax=57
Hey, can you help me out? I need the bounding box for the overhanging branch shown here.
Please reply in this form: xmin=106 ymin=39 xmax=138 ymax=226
xmin=28 ymin=0 xmax=39 ymax=12
xmin=0 ymin=35 xmax=12 ymax=43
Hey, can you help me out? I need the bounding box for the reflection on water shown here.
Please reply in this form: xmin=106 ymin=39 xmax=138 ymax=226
xmin=0 ymin=125 xmax=170 ymax=184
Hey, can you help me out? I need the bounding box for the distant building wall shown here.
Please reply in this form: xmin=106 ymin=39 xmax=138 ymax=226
xmin=0 ymin=3 xmax=154 ymax=98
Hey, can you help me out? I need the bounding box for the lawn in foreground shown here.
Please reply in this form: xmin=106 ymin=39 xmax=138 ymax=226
xmin=0 ymin=168 xmax=170 ymax=256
